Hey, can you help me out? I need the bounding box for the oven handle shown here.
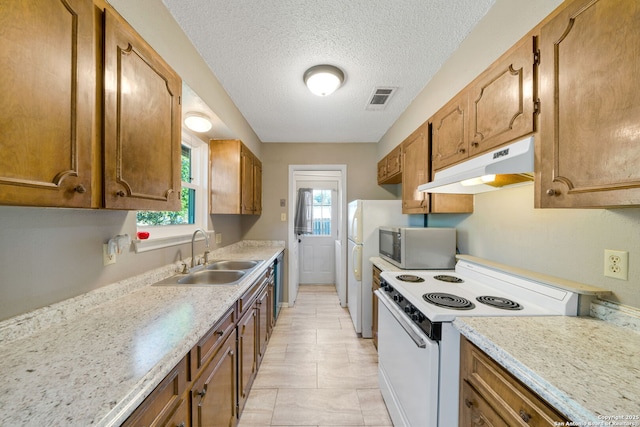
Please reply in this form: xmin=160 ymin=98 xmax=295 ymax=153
xmin=375 ymin=289 xmax=426 ymax=348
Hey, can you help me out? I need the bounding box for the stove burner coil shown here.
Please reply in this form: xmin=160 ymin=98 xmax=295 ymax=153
xmin=423 ymin=292 xmax=475 ymax=310
xmin=476 ymin=295 xmax=523 ymax=310
xmin=396 ymin=274 xmax=425 ymax=283
xmin=433 ymin=275 xmax=464 ymax=283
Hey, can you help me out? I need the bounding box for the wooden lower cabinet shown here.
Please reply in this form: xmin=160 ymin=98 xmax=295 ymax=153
xmin=191 ymin=332 xmax=237 ymax=427
xmin=372 ymin=266 xmax=382 ymax=350
xmin=122 ymin=355 xmax=189 ymax=427
xmin=124 ymin=258 xmax=281 ymax=426
xmin=460 ymin=337 xmax=569 ymax=427
xmin=237 ymin=300 xmax=258 ymax=414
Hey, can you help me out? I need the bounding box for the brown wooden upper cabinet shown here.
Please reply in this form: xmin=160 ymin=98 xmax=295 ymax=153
xmin=432 ymin=36 xmax=536 ymax=173
xmin=536 ymin=0 xmax=640 ymax=208
xmin=377 ymin=145 xmax=403 ymax=185
xmin=402 ymin=122 xmax=473 ymax=214
xmin=103 ymin=8 xmax=182 ymax=211
xmin=468 ymin=36 xmax=536 ymax=157
xmin=0 ymin=0 xmax=182 ymax=211
xmin=0 ymin=0 xmax=96 ymax=208
xmin=210 ymin=139 xmax=262 ymax=215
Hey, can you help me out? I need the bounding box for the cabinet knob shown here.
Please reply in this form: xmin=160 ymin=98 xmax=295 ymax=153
xmin=519 ymin=409 xmax=532 ymax=423
xmin=458 ymin=148 xmax=466 ymax=154
xmin=196 ymin=388 xmax=207 ymax=398
xmin=116 ymin=190 xmax=126 ymax=197
xmin=465 ymin=398 xmax=474 ymax=408
xmin=546 ymin=188 xmax=558 ymax=196
xmin=215 ymin=330 xmax=224 ymax=336
xmin=74 ymin=184 xmax=86 ymax=194
xmin=176 ymin=423 xmax=186 ymax=427
xmin=471 ymin=141 xmax=479 ymax=147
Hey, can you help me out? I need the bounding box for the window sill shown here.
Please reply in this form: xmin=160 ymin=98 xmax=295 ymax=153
xmin=133 ymin=229 xmax=213 ymax=253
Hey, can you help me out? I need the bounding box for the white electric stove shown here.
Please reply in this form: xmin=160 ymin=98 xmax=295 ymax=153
xmin=375 ymin=257 xmax=581 ymax=427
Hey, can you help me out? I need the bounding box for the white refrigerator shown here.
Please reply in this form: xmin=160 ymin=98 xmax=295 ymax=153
xmin=347 ymin=199 xmax=408 ymax=337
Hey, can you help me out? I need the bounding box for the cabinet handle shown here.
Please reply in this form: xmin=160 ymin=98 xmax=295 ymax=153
xmin=458 ymin=148 xmax=466 ymax=154
xmin=176 ymin=423 xmax=186 ymax=427
xmin=519 ymin=409 xmax=531 ymax=423
xmin=116 ymin=190 xmax=126 ymax=197
xmin=215 ymin=330 xmax=224 ymax=336
xmin=196 ymin=388 xmax=206 ymax=398
xmin=465 ymin=398 xmax=474 ymax=408
xmin=74 ymin=184 xmax=86 ymax=194
xmin=546 ymin=188 xmax=558 ymax=196
xmin=471 ymin=141 xmax=479 ymax=147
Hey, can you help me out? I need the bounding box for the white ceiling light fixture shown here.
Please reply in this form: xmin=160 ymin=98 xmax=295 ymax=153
xmin=184 ymin=112 xmax=213 ymax=133
xmin=303 ymin=65 xmax=345 ymax=96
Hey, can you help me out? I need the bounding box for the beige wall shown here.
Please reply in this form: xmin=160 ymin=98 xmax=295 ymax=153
xmin=244 ymin=143 xmax=400 ymax=241
xmin=429 ymin=185 xmax=640 ymax=308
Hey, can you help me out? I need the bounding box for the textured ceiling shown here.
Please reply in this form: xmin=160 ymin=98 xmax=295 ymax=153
xmin=163 ymin=0 xmax=495 ymax=143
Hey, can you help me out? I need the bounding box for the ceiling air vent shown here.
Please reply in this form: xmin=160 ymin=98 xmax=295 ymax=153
xmin=366 ymin=87 xmax=397 ymax=111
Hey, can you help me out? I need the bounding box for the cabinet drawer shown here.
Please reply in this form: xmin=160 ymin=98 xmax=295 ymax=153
xmin=122 ymin=354 xmax=189 ymax=427
xmin=192 ymin=306 xmax=236 ymax=376
xmin=461 ymin=339 xmax=568 ymax=426
xmin=460 ymin=380 xmax=509 ymax=427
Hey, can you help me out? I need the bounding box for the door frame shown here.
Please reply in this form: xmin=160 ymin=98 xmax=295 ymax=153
xmin=288 ymin=165 xmax=347 ymax=306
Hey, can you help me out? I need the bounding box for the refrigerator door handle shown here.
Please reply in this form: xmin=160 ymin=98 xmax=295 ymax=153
xmin=351 ymin=244 xmax=362 ymax=281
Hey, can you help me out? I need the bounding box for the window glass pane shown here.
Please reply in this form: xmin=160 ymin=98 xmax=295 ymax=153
xmin=312 ymin=189 xmax=331 ymax=235
xmin=136 ymin=144 xmax=195 ymax=226
xmin=181 ymin=145 xmax=192 ymax=183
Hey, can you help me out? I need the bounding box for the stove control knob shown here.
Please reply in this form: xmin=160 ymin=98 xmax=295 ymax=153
xmin=412 ymin=312 xmax=425 ymax=322
xmin=404 ymin=305 xmax=416 ymax=315
xmin=384 ymin=284 xmax=394 ymax=293
xmin=393 ymin=294 xmax=404 ymax=303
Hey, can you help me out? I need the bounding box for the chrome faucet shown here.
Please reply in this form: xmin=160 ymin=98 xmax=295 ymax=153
xmin=191 ymin=228 xmax=210 ymax=268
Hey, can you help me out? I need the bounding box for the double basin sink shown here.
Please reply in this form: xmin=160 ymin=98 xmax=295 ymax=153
xmin=155 ymin=260 xmax=263 ymax=286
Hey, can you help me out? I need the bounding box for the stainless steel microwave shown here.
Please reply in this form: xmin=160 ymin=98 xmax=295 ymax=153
xmin=378 ymin=226 xmax=456 ymax=269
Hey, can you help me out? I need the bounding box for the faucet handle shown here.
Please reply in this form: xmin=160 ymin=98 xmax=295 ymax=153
xmin=180 ymin=262 xmax=189 ymax=274
xmin=203 ymin=250 xmax=211 ymax=265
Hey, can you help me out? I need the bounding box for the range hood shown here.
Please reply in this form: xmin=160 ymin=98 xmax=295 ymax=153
xmin=418 ymin=136 xmax=535 ymax=194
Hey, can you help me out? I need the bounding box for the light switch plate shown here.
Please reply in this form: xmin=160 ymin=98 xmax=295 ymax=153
xmin=281 ymin=213 xmax=286 ymax=221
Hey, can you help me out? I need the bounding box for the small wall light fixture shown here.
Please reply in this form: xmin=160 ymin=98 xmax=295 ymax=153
xmin=303 ymin=65 xmax=345 ymax=96
xmin=184 ymin=112 xmax=213 ymax=133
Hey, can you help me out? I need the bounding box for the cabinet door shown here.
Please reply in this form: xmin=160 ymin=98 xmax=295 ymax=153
xmin=253 ymin=157 xmax=262 ymax=215
xmin=0 ymin=0 xmax=95 ymax=208
xmin=537 ymin=0 xmax=640 ymax=208
xmin=240 ymin=146 xmax=254 ymax=214
xmin=237 ymin=306 xmax=257 ymax=414
xmin=256 ymin=285 xmax=269 ymax=365
xmin=191 ymin=332 xmax=237 ymax=427
xmin=372 ymin=266 xmax=381 ymax=350
xmin=402 ymin=124 xmax=430 ymax=213
xmin=103 ymin=8 xmax=182 ymax=210
xmin=377 ymin=159 xmax=387 ymax=184
xmin=432 ymin=92 xmax=469 ymax=171
xmin=469 ymin=36 xmax=536 ymax=156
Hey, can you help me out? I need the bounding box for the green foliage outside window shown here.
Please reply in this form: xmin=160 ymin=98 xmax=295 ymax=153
xmin=136 ymin=145 xmax=195 ymax=226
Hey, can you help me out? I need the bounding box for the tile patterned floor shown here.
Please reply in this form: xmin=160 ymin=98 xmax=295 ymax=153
xmin=238 ymin=284 xmax=393 ymax=427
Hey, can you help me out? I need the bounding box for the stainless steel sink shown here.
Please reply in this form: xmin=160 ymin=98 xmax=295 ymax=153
xmin=205 ymin=260 xmax=262 ymax=271
xmin=178 ymin=270 xmax=246 ymax=285
xmin=153 ymin=259 xmax=263 ymax=286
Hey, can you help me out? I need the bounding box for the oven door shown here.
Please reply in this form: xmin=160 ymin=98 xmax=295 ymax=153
xmin=376 ymin=290 xmax=439 ymax=427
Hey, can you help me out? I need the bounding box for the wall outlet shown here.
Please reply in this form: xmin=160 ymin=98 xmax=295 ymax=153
xmin=281 ymin=213 xmax=287 ymax=221
xmin=604 ymin=249 xmax=628 ymax=280
xmin=215 ymin=233 xmax=222 ymax=244
xmin=103 ymin=244 xmax=116 ymax=266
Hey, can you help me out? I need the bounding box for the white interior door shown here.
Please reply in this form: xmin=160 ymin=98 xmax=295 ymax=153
xmin=298 ymin=182 xmax=338 ymax=284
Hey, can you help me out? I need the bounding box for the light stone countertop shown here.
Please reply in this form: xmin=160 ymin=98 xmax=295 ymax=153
xmin=369 ymin=256 xmax=403 ymax=272
xmin=0 ymin=241 xmax=284 ymax=427
xmin=454 ymin=315 xmax=640 ymax=425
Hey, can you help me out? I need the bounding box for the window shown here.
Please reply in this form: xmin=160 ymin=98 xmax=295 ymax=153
xmin=135 ymin=131 xmax=208 ymax=250
xmin=312 ymin=189 xmax=332 ymax=236
xmin=136 ymin=145 xmax=196 ymax=226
